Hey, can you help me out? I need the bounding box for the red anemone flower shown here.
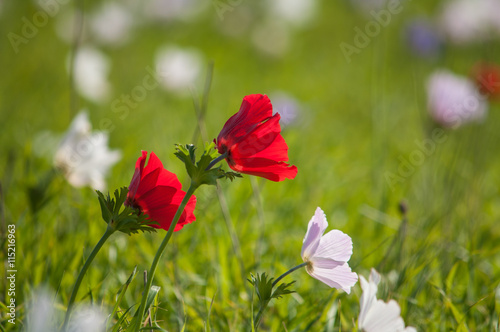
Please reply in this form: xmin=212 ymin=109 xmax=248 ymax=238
xmin=125 ymin=151 xmax=196 ymax=231
xmin=216 ymin=94 xmax=298 ymax=181
xmin=472 ymin=63 xmax=500 ymax=99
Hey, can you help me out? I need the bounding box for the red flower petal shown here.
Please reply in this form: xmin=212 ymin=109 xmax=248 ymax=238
xmin=217 ymin=94 xmax=273 ymax=148
xmin=228 ymin=157 xmax=298 ymax=181
xmin=126 ymin=151 xmax=196 ymax=231
xmin=216 ymin=94 xmax=297 ymax=181
xmin=472 ymin=62 xmax=500 ymax=99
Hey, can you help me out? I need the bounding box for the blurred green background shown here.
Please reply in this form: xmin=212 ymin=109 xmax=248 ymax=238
xmin=2 ymin=0 xmax=500 ymax=330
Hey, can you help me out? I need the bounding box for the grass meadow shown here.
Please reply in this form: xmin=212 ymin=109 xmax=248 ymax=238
xmin=1 ymin=0 xmax=500 ymax=331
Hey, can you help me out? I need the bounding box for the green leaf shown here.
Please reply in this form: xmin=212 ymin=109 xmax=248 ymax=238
xmin=96 ymin=187 xmax=158 ymax=236
xmin=271 ymin=280 xmax=296 ymax=300
xmin=97 ymin=190 xmax=113 ymax=225
xmin=218 ymin=170 xmax=243 ymax=182
xmin=248 ymin=273 xmax=274 ymax=304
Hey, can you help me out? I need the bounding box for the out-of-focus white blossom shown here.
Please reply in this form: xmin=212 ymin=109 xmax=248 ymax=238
xmin=267 ymin=0 xmax=318 ymax=28
xmin=71 ymin=46 xmax=112 ymax=103
xmin=54 ymin=111 xmax=121 ymax=191
xmin=426 ymin=70 xmax=488 ymax=128
xmin=26 ymin=289 xmax=106 ymax=332
xmin=67 ymin=306 xmax=106 ymax=332
xmin=27 ymin=289 xmax=57 ymax=332
xmin=251 ymin=20 xmax=291 ymax=57
xmin=439 ymin=0 xmax=500 ymax=44
xmin=89 ymin=2 xmax=134 ymax=46
xmin=144 ymin=0 xmax=207 ymax=22
xmin=154 ymin=45 xmax=203 ymax=94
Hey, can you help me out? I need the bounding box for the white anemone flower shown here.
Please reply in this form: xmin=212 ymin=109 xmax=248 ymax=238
xmin=154 ymin=45 xmax=203 ymax=95
xmin=358 ymin=269 xmax=416 ymax=332
xmin=27 ymin=289 xmax=106 ymax=332
xmin=439 ymin=0 xmax=500 ymax=44
xmin=72 ymin=46 xmax=111 ymax=103
xmin=267 ymin=0 xmax=318 ymax=28
xmin=27 ymin=289 xmax=57 ymax=332
xmin=67 ymin=306 xmax=106 ymax=332
xmin=426 ymin=70 xmax=488 ymax=128
xmin=301 ymin=207 xmax=358 ymax=293
xmin=89 ymin=2 xmax=134 ymax=46
xmin=54 ymin=111 xmax=121 ymax=191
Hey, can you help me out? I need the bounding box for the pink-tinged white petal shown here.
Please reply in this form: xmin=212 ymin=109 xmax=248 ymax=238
xmin=308 ymin=263 xmax=358 ymax=294
xmin=314 ymin=229 xmax=353 ymax=262
xmin=426 ymin=69 xmax=488 ymax=128
xmin=309 ymin=257 xmax=344 ymax=269
xmin=301 ymin=207 xmax=328 ymax=260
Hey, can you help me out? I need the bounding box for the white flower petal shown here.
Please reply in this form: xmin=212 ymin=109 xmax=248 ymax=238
xmin=358 ymin=269 xmax=415 ymax=332
xmin=68 ymin=306 xmax=106 ymax=332
xmin=90 ymin=2 xmax=134 ymax=46
xmin=359 ymin=273 xmax=380 ymax=326
xmin=310 ymin=257 xmax=344 ymax=269
xmin=27 ymin=289 xmax=57 ymax=332
xmin=72 ymin=47 xmax=111 ymax=103
xmin=369 ymin=268 xmax=381 ymax=285
xmin=155 ymin=45 xmax=203 ymax=94
xmin=301 ymin=207 xmax=328 ymax=260
xmin=359 ymin=300 xmax=405 ymax=332
xmin=314 ymin=229 xmax=353 ymax=262
xmin=54 ymin=111 xmax=121 ymax=190
xmin=308 ymin=263 xmax=358 ymax=294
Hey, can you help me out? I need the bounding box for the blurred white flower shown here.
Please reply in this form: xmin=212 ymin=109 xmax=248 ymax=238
xmin=426 ymin=70 xmax=488 ymax=128
xmin=89 ymin=2 xmax=134 ymax=46
xmin=27 ymin=289 xmax=57 ymax=332
xmin=267 ymin=0 xmax=318 ymax=28
xmin=301 ymin=207 xmax=358 ymax=293
xmin=71 ymin=46 xmax=112 ymax=103
xmin=439 ymin=0 xmax=500 ymax=44
xmin=251 ymin=19 xmax=291 ymax=58
xmin=154 ymin=45 xmax=203 ymax=94
xmin=26 ymin=289 xmax=105 ymax=332
xmin=270 ymin=91 xmax=300 ymax=127
xmin=359 ymin=269 xmax=416 ymax=332
xmin=54 ymin=111 xmax=121 ymax=191
xmin=67 ymin=306 xmax=106 ymax=332
xmin=144 ymin=0 xmax=207 ymax=22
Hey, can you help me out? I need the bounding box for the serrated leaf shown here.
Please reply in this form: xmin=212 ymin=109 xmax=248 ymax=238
xmin=271 ymin=280 xmax=296 ymax=300
xmin=218 ymin=170 xmax=243 ymax=182
xmin=97 ymin=190 xmax=113 ymax=225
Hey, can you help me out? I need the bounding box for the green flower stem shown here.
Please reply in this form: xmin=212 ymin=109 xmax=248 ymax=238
xmin=134 ymin=183 xmax=197 ymax=330
xmin=254 ymin=298 xmax=271 ymax=330
xmin=254 ymin=262 xmax=308 ymax=330
xmin=205 ymin=151 xmax=228 ymax=170
xmin=272 ymin=262 xmax=308 ymax=287
xmin=62 ymin=226 xmax=115 ymax=331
